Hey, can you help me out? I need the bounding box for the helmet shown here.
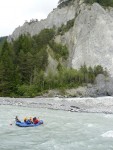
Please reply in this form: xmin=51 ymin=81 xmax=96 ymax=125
xmin=33 ymin=117 xmax=36 ymax=121
xmin=24 ymin=117 xmax=27 ymax=121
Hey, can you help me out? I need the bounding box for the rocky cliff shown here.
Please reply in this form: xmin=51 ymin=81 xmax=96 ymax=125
xmin=8 ymin=0 xmax=113 ymax=76
xmin=8 ymin=0 xmax=77 ymax=41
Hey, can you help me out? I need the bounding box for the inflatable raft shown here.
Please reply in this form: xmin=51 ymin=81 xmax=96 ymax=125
xmin=16 ymin=120 xmax=43 ymax=127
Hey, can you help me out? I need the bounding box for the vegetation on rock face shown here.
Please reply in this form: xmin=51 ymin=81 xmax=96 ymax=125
xmin=58 ymin=0 xmax=74 ymax=8
xmin=58 ymin=0 xmax=113 ymax=7
xmin=57 ymin=19 xmax=75 ymax=35
xmin=49 ymin=41 xmax=69 ymax=60
xmin=84 ymin=0 xmax=113 ymax=7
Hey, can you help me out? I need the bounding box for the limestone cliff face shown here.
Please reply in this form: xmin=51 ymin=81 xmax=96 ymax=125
xmin=55 ymin=2 xmax=113 ymax=76
xmin=8 ymin=0 xmax=113 ymax=76
xmin=71 ymin=3 xmax=113 ymax=76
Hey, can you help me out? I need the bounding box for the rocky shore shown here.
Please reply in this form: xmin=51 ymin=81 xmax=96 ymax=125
xmin=1 ymin=96 xmax=113 ymax=114
xmin=0 ymin=74 xmax=113 ymax=114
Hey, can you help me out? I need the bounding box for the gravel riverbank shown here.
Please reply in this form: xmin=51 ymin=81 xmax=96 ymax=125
xmin=0 ymin=97 xmax=113 ymax=114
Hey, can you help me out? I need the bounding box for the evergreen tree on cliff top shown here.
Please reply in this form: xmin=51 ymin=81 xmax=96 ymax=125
xmin=84 ymin=0 xmax=113 ymax=7
xmin=58 ymin=0 xmax=69 ymax=4
xmin=59 ymin=0 xmax=113 ymax=7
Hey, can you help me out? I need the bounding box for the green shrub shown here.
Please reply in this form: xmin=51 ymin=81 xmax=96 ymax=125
xmin=57 ymin=19 xmax=75 ymax=35
xmin=17 ymin=84 xmax=37 ymax=97
xmin=49 ymin=41 xmax=69 ymax=60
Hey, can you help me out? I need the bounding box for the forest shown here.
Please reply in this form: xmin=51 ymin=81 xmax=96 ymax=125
xmin=0 ymin=28 xmax=107 ymax=97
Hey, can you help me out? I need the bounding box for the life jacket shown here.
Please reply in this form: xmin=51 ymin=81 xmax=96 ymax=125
xmin=33 ymin=118 xmax=39 ymax=124
xmin=30 ymin=117 xmax=33 ymax=123
xmin=26 ymin=119 xmax=31 ymax=124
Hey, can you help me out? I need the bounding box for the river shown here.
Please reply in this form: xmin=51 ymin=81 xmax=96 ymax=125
xmin=0 ymin=105 xmax=113 ymax=150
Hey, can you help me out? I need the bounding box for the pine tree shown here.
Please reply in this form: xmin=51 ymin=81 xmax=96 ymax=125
xmin=0 ymin=41 xmax=16 ymax=96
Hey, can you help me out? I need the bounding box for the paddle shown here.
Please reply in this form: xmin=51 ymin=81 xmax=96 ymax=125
xmin=9 ymin=117 xmax=17 ymax=126
xmin=9 ymin=120 xmax=15 ymax=126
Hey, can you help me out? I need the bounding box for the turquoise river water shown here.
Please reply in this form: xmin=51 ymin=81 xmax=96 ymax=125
xmin=0 ymin=105 xmax=113 ymax=150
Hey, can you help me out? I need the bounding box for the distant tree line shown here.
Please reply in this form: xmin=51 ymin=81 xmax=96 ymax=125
xmin=15 ymin=63 xmax=107 ymax=97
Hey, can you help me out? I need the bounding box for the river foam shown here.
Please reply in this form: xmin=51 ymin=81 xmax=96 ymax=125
xmin=101 ymin=131 xmax=113 ymax=138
